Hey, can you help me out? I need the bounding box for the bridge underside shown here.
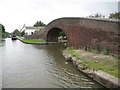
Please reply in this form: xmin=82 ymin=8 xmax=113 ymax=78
xmin=47 ymin=28 xmax=62 ymax=42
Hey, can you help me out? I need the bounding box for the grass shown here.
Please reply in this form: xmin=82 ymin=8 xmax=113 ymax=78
xmin=66 ymin=48 xmax=119 ymax=78
xmin=18 ymin=37 xmax=46 ymax=43
xmin=22 ymin=39 xmax=46 ymax=43
xmin=19 ymin=37 xmax=24 ymax=39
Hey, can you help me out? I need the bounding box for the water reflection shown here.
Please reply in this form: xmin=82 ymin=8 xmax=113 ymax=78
xmin=2 ymin=38 xmax=105 ymax=88
xmin=0 ymin=41 xmax=2 ymax=89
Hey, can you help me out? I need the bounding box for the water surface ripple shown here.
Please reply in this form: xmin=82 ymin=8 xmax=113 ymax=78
xmin=2 ymin=38 xmax=105 ymax=88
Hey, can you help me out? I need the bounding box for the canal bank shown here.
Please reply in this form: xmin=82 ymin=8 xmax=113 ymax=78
xmin=17 ymin=38 xmax=48 ymax=45
xmin=17 ymin=38 xmax=58 ymax=45
xmin=63 ymin=48 xmax=120 ymax=88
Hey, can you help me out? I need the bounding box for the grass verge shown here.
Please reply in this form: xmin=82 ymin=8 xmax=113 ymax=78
xmin=22 ymin=39 xmax=46 ymax=43
xmin=66 ymin=48 xmax=119 ymax=78
xmin=18 ymin=37 xmax=46 ymax=43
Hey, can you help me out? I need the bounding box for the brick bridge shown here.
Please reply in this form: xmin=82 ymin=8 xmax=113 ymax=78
xmin=26 ymin=17 xmax=119 ymax=55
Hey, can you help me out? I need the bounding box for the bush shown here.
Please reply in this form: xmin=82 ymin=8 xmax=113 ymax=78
xmin=87 ymin=46 xmax=91 ymax=52
xmin=84 ymin=46 xmax=91 ymax=52
xmin=82 ymin=64 xmax=89 ymax=69
xmin=96 ymin=45 xmax=101 ymax=53
xmin=103 ymin=48 xmax=109 ymax=55
xmin=84 ymin=46 xmax=88 ymax=51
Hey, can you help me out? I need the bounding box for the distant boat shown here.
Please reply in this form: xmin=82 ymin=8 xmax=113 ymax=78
xmin=11 ymin=35 xmax=17 ymax=40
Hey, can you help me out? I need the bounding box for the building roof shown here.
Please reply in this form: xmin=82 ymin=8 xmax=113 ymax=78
xmin=25 ymin=26 xmax=44 ymax=30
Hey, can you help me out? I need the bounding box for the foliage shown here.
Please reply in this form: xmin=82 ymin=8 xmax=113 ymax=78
xmin=84 ymin=46 xmax=88 ymax=51
xmin=59 ymin=31 xmax=66 ymax=37
xmin=0 ymin=24 xmax=9 ymax=38
xmin=34 ymin=30 xmax=39 ymax=33
xmin=87 ymin=12 xmax=120 ymax=19
xmin=87 ymin=46 xmax=91 ymax=52
xmin=109 ymin=12 xmax=120 ymax=19
xmin=0 ymin=25 xmax=2 ymax=38
xmin=88 ymin=13 xmax=105 ymax=18
xmin=84 ymin=46 xmax=91 ymax=52
xmin=96 ymin=45 xmax=101 ymax=53
xmin=0 ymin=24 xmax=5 ymax=33
xmin=22 ymin=39 xmax=46 ymax=43
xmin=103 ymin=48 xmax=109 ymax=55
xmin=2 ymin=32 xmax=9 ymax=38
xmin=12 ymin=29 xmax=25 ymax=37
xmin=83 ymin=64 xmax=89 ymax=69
xmin=34 ymin=21 xmax=46 ymax=27
xmin=13 ymin=29 xmax=21 ymax=36
xmin=112 ymin=55 xmax=120 ymax=60
xmin=21 ymin=31 xmax=25 ymax=36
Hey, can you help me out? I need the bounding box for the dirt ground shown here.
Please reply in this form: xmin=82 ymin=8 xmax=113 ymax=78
xmin=74 ymin=50 xmax=118 ymax=61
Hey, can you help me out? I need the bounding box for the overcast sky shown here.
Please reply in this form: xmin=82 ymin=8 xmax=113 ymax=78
xmin=0 ymin=0 xmax=119 ymax=33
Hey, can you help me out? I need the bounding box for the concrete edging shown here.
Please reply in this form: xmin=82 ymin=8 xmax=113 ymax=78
xmin=63 ymin=49 xmax=120 ymax=89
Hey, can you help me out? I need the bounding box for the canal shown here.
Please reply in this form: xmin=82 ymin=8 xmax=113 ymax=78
xmin=1 ymin=38 xmax=105 ymax=88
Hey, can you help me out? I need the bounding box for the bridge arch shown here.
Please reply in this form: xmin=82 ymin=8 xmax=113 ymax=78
xmin=46 ymin=27 xmax=67 ymax=42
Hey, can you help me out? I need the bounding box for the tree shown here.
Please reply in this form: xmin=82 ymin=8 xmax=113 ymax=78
xmin=0 ymin=24 xmax=9 ymax=38
xmin=0 ymin=24 xmax=5 ymax=33
xmin=34 ymin=29 xmax=39 ymax=33
xmin=13 ymin=29 xmax=21 ymax=36
xmin=21 ymin=31 xmax=25 ymax=36
xmin=0 ymin=24 xmax=2 ymax=39
xmin=88 ymin=13 xmax=105 ymax=18
xmin=59 ymin=31 xmax=66 ymax=37
xmin=34 ymin=21 xmax=46 ymax=27
xmin=109 ymin=12 xmax=120 ymax=19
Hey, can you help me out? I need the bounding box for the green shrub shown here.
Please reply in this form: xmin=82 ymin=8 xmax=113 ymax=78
xmin=103 ymin=48 xmax=109 ymax=55
xmin=84 ymin=46 xmax=91 ymax=52
xmin=99 ymin=67 xmax=104 ymax=70
xmin=82 ymin=64 xmax=89 ymax=69
xmin=110 ymin=68 xmax=114 ymax=71
xmin=87 ymin=46 xmax=91 ymax=52
xmin=84 ymin=46 xmax=88 ymax=51
xmin=96 ymin=45 xmax=101 ymax=53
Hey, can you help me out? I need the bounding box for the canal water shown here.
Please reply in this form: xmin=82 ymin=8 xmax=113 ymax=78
xmin=1 ymin=38 xmax=105 ymax=88
xmin=0 ymin=40 xmax=2 ymax=89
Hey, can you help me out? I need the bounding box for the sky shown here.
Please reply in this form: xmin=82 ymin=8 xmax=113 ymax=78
xmin=0 ymin=0 xmax=119 ymax=33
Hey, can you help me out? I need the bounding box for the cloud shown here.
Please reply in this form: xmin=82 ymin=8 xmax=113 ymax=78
xmin=0 ymin=0 xmax=119 ymax=32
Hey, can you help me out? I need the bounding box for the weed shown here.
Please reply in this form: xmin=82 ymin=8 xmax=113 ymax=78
xmin=84 ymin=46 xmax=88 ymax=51
xmin=83 ymin=64 xmax=89 ymax=69
xmin=110 ymin=68 xmax=114 ymax=71
xmin=103 ymin=48 xmax=109 ymax=55
xmin=96 ymin=45 xmax=101 ymax=54
xmin=112 ymin=55 xmax=120 ymax=60
xmin=87 ymin=46 xmax=91 ymax=52
xmin=99 ymin=67 xmax=104 ymax=70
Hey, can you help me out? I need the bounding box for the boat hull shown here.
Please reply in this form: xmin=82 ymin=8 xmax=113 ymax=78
xmin=12 ymin=37 xmax=17 ymax=40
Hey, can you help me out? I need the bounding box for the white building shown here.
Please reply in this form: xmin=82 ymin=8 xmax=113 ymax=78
xmin=21 ymin=24 xmax=44 ymax=35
